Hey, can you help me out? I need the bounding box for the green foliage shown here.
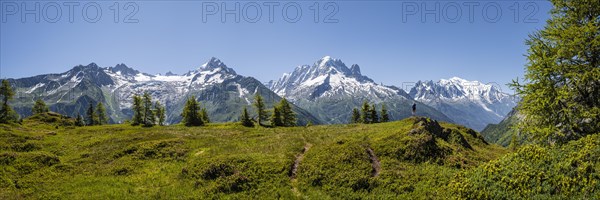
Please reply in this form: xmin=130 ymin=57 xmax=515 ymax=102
xmin=253 ymin=93 xmax=268 ymax=126
xmin=360 ymin=101 xmax=371 ymax=123
xmin=75 ymin=113 xmax=84 ymax=127
xmin=131 ymin=94 xmax=143 ymax=126
xmin=201 ymin=107 xmax=210 ymax=124
xmin=182 ymin=96 xmax=204 ymax=127
xmin=278 ymin=98 xmax=296 ymax=127
xmin=450 ymin=134 xmax=600 ymax=199
xmin=32 ymin=99 xmax=49 ymax=115
xmin=0 ymin=116 xmax=533 ymax=199
xmin=270 ymin=98 xmax=296 ymax=127
xmin=370 ymin=104 xmax=379 ymax=123
xmin=85 ymin=103 xmax=98 ymax=126
xmin=350 ymin=108 xmax=361 ymax=123
xmin=270 ymin=106 xmax=283 ymax=127
xmin=240 ymin=107 xmax=253 ymax=127
xmin=96 ymin=102 xmax=108 ymax=125
xmin=481 ymin=108 xmax=520 ymax=147
xmin=510 ymin=0 xmax=600 ymax=144
xmin=26 ymin=112 xmax=76 ymax=127
xmin=381 ymin=104 xmax=389 ymax=122
xmin=142 ymin=92 xmax=155 ymax=127
xmin=0 ymin=79 xmax=18 ymax=123
xmin=353 ymin=101 xmax=382 ymax=124
xmin=114 ymin=139 xmax=189 ymax=161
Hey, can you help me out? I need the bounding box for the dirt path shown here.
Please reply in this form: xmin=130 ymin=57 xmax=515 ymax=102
xmin=366 ymin=147 xmax=381 ymax=177
xmin=290 ymin=143 xmax=312 ymax=179
xmin=290 ymin=143 xmax=312 ymax=197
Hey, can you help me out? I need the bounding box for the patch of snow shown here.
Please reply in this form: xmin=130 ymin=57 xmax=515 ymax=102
xmin=26 ymin=83 xmax=45 ymax=94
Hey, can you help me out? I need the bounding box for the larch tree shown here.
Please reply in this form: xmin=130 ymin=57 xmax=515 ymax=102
xmin=32 ymin=99 xmax=49 ymax=114
xmin=253 ymin=93 xmax=268 ymax=126
xmin=96 ymin=102 xmax=108 ymax=125
xmin=510 ymin=0 xmax=600 ymax=145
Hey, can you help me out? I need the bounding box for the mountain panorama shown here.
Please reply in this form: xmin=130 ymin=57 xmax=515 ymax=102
xmin=6 ymin=56 xmax=518 ymax=130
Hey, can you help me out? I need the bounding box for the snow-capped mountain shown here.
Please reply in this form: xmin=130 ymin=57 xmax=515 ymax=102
xmin=269 ymin=56 xmax=452 ymax=124
xmin=409 ymin=77 xmax=519 ymax=131
xmin=8 ymin=58 xmax=321 ymax=125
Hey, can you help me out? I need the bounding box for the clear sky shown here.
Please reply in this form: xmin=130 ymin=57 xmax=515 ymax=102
xmin=1 ymin=1 xmax=552 ymax=94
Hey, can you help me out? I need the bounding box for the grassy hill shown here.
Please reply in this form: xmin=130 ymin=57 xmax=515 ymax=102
xmin=0 ymin=114 xmax=509 ymax=199
xmin=481 ymin=108 xmax=520 ymax=147
xmin=4 ymin=114 xmax=599 ymax=199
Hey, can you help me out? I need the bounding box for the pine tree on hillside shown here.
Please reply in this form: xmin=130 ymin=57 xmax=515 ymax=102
xmin=201 ymin=107 xmax=210 ymax=124
xmin=32 ymin=99 xmax=49 ymax=114
xmin=154 ymin=101 xmax=165 ymax=126
xmin=86 ymin=103 xmax=98 ymax=126
xmin=96 ymin=102 xmax=108 ymax=125
xmin=182 ymin=96 xmax=203 ymax=126
xmin=0 ymin=79 xmax=18 ymax=123
xmin=360 ymin=101 xmax=371 ymax=124
xmin=351 ymin=108 xmax=361 ymax=123
xmin=240 ymin=106 xmax=253 ymax=127
xmin=271 ymin=106 xmax=283 ymax=127
xmin=253 ymin=93 xmax=268 ymax=126
xmin=279 ymin=98 xmax=296 ymax=127
xmin=75 ymin=113 xmax=84 ymax=127
xmin=131 ymin=94 xmax=143 ymax=126
xmin=510 ymin=0 xmax=600 ymax=144
xmin=370 ymin=104 xmax=379 ymax=123
xmin=381 ymin=103 xmax=390 ymax=122
xmin=142 ymin=92 xmax=155 ymax=127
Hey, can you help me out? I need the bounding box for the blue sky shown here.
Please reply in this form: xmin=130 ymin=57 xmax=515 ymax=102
xmin=1 ymin=1 xmax=552 ymax=93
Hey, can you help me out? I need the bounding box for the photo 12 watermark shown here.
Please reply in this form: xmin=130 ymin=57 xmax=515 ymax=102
xmin=400 ymin=1 xmax=540 ymax=23
xmin=201 ymin=1 xmax=339 ymax=23
xmin=1 ymin=1 xmax=139 ymax=23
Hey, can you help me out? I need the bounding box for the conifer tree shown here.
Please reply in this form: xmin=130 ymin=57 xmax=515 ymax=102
xmin=370 ymin=104 xmax=379 ymax=123
xmin=96 ymin=102 xmax=108 ymax=125
xmin=279 ymin=98 xmax=296 ymax=127
xmin=32 ymin=99 xmax=49 ymax=114
xmin=131 ymin=94 xmax=143 ymax=126
xmin=201 ymin=107 xmax=210 ymax=124
xmin=0 ymin=80 xmax=18 ymax=123
xmin=381 ymin=103 xmax=390 ymax=122
xmin=271 ymin=106 xmax=283 ymax=127
xmin=253 ymin=93 xmax=268 ymax=126
xmin=510 ymin=0 xmax=600 ymax=144
xmin=241 ymin=106 xmax=253 ymax=127
xmin=142 ymin=92 xmax=155 ymax=127
xmin=351 ymin=108 xmax=361 ymax=123
xmin=86 ymin=103 xmax=97 ymax=126
xmin=75 ymin=113 xmax=84 ymax=127
xmin=182 ymin=96 xmax=203 ymax=126
xmin=360 ymin=101 xmax=371 ymax=124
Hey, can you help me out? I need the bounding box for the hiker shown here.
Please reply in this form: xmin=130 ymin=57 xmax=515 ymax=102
xmin=412 ymin=102 xmax=416 ymax=116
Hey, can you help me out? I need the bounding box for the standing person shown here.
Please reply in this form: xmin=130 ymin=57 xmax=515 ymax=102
xmin=412 ymin=102 xmax=416 ymax=116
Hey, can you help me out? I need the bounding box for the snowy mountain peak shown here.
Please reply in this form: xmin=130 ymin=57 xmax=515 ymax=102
xmin=165 ymin=71 xmax=177 ymax=76
xmin=270 ymin=56 xmax=408 ymax=102
xmin=108 ymin=63 xmax=140 ymax=77
xmin=199 ymin=57 xmax=236 ymax=75
xmin=350 ymin=64 xmax=361 ymax=75
xmin=313 ymin=56 xmax=350 ymax=75
xmin=444 ymin=76 xmax=468 ymax=83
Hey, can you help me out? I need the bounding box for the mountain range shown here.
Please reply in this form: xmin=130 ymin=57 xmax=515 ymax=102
xmin=409 ymin=77 xmax=518 ymax=131
xmin=7 ymin=58 xmax=320 ymax=125
xmin=268 ymin=56 xmax=452 ymax=124
xmin=6 ymin=56 xmax=518 ymax=130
